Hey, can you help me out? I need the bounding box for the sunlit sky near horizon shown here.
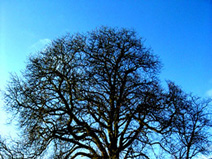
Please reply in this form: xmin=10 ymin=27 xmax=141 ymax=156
xmin=0 ymin=0 xmax=212 ymax=151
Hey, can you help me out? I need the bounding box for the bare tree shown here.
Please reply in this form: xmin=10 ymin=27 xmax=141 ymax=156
xmin=3 ymin=27 xmax=211 ymax=158
xmin=162 ymin=96 xmax=212 ymax=159
xmin=0 ymin=136 xmax=26 ymax=159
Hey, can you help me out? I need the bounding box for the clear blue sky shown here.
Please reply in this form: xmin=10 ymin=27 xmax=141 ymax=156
xmin=0 ymin=0 xmax=211 ymax=138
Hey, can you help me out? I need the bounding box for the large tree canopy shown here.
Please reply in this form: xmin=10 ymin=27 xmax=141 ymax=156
xmin=2 ymin=27 xmax=211 ymax=159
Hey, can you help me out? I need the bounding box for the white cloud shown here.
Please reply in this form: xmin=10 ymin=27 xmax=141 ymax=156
xmin=206 ymin=89 xmax=212 ymax=98
xmin=29 ymin=38 xmax=51 ymax=52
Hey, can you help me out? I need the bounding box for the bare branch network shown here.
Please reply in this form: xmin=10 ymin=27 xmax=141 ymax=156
xmin=1 ymin=27 xmax=211 ymax=159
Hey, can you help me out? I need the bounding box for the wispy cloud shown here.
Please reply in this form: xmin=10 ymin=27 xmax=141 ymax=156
xmin=206 ymin=89 xmax=212 ymax=98
xmin=29 ymin=38 xmax=51 ymax=52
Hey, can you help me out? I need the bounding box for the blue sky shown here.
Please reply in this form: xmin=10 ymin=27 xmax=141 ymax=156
xmin=0 ymin=0 xmax=211 ymax=145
